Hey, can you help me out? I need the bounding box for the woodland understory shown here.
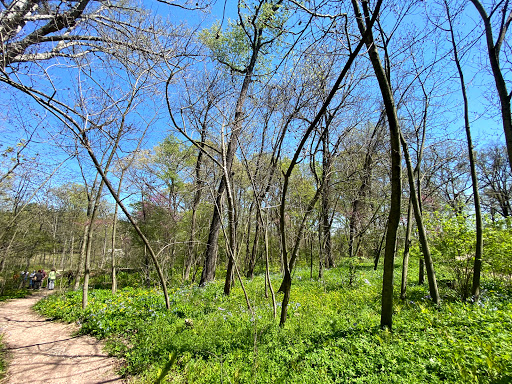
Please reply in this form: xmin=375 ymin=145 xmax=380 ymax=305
xmin=1 ymin=0 xmax=512 ymax=382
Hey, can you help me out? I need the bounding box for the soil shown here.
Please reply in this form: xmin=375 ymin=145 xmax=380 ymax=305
xmin=0 ymin=290 xmax=126 ymax=384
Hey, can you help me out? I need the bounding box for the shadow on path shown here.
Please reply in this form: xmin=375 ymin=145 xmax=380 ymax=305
xmin=0 ymin=290 xmax=126 ymax=384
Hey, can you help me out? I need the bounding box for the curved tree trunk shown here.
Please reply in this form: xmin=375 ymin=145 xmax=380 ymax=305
xmin=277 ymin=0 xmax=383 ymax=327
xmin=199 ymin=40 xmax=261 ymax=286
xmin=352 ymin=0 xmax=402 ymax=329
xmin=80 ymin=133 xmax=171 ymax=310
xmin=401 ymin=132 xmax=440 ymax=305
xmin=446 ymin=1 xmax=484 ymax=301
xmin=469 ymin=0 xmax=512 ymax=172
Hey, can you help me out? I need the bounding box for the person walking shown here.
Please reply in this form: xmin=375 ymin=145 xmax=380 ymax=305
xmin=48 ymin=269 xmax=57 ymax=290
xmin=41 ymin=269 xmax=47 ymax=288
xmin=34 ymin=270 xmax=43 ymax=290
xmin=29 ymin=271 xmax=36 ymax=289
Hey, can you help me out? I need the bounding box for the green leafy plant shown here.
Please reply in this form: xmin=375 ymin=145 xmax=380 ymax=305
xmin=34 ymin=264 xmax=512 ymax=383
xmin=0 ymin=335 xmax=5 ymax=381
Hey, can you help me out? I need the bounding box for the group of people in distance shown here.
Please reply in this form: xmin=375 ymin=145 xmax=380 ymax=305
xmin=25 ymin=268 xmax=57 ymax=290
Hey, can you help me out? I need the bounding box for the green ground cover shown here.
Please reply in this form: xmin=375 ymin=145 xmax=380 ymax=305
xmin=34 ymin=266 xmax=512 ymax=383
xmin=0 ymin=335 xmax=5 ymax=381
xmin=0 ymin=288 xmax=30 ymax=302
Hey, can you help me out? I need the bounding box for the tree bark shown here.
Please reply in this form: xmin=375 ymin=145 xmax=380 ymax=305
xmin=469 ymin=0 xmax=512 ymax=172
xmin=400 ymin=132 xmax=440 ymax=305
xmin=276 ymin=0 xmax=383 ymax=327
xmin=199 ymin=35 xmax=262 ymax=286
xmin=400 ymin=199 xmax=413 ymax=300
xmin=446 ymin=1 xmax=484 ymax=301
xmin=352 ymin=0 xmax=402 ymax=329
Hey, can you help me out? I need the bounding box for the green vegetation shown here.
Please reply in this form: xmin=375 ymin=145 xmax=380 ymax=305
xmin=35 ymin=264 xmax=512 ymax=384
xmin=2 ymin=0 xmax=512 ymax=381
xmin=0 ymin=335 xmax=5 ymax=381
xmin=0 ymin=287 xmax=31 ymax=302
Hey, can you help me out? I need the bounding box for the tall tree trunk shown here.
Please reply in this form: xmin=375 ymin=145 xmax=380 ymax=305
xmin=68 ymin=235 xmax=74 ymax=281
xmin=320 ymin=128 xmax=333 ymax=269
xmin=200 ymin=37 xmax=262 ymax=286
xmin=74 ymin=216 xmax=90 ymax=291
xmin=277 ymin=0 xmax=383 ymax=326
xmin=223 ymin=184 xmax=237 ymax=295
xmin=200 ymin=183 xmax=225 ymax=284
xmin=373 ymin=222 xmax=386 ymax=270
xmin=264 ymin=219 xmax=277 ymax=318
xmin=418 ymin=259 xmax=425 ymax=285
xmin=469 ymin=0 xmax=512 ymax=172
xmin=400 ymin=199 xmax=413 ymax=300
xmin=100 ymin=225 xmax=108 ymax=270
xmin=446 ymin=1 xmax=484 ymax=301
xmin=352 ymin=0 xmax=402 ymax=329
xmin=184 ymin=125 xmax=205 ymax=281
xmin=246 ymin=214 xmax=261 ymax=279
xmin=80 ymin=133 xmax=171 ymax=310
xmin=111 ymin=173 xmax=124 ymax=294
xmin=400 ymin=132 xmax=440 ymax=305
xmin=83 ymin=177 xmax=106 ymax=310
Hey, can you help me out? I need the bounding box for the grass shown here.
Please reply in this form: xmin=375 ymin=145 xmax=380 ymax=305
xmin=0 ymin=334 xmax=5 ymax=382
xmin=33 ymin=263 xmax=512 ymax=383
xmin=0 ymin=287 xmax=31 ymax=302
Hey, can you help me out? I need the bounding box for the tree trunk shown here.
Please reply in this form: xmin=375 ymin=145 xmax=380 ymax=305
xmin=199 ymin=37 xmax=261 ymax=286
xmin=100 ymin=225 xmax=108 ymax=270
xmin=469 ymin=0 xmax=512 ymax=172
xmin=446 ymin=1 xmax=484 ymax=301
xmin=83 ymin=178 xmax=106 ymax=309
xmin=199 ymin=183 xmax=225 ymax=284
xmin=352 ymin=0 xmax=401 ymax=329
xmin=184 ymin=126 xmax=205 ymax=281
xmin=373 ymin=223 xmax=386 ymax=270
xmin=80 ymin=133 xmax=171 ymax=310
xmin=74 ymin=219 xmax=89 ymax=291
xmin=111 ymin=176 xmax=123 ymax=294
xmin=264 ymin=220 xmax=277 ymax=318
xmin=400 ymin=199 xmax=413 ymax=300
xmin=246 ymin=215 xmax=261 ymax=279
xmin=401 ymin=132 xmax=440 ymax=304
xmin=320 ymin=128 xmax=333 ymax=269
xmin=223 ymin=134 xmax=239 ymax=296
xmin=276 ymin=0 xmax=383 ymax=326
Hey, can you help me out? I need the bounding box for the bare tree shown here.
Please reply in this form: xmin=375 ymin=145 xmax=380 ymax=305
xmin=445 ymin=0 xmax=483 ymax=301
xmin=193 ymin=0 xmax=287 ymax=290
xmin=276 ymin=0 xmax=383 ymax=327
xmin=468 ymin=0 xmax=512 ymax=171
xmin=351 ymin=0 xmax=402 ymax=330
xmin=478 ymin=144 xmax=512 ymax=218
xmin=1 ymin=0 xmax=195 ymax=309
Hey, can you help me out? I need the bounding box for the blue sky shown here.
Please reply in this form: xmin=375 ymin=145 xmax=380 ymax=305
xmin=1 ymin=0 xmax=510 ymax=208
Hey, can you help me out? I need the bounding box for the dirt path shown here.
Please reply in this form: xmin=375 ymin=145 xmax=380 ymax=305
xmin=0 ymin=290 xmax=126 ymax=384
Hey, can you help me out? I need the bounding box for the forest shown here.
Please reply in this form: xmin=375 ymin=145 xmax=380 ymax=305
xmin=1 ymin=0 xmax=512 ymax=382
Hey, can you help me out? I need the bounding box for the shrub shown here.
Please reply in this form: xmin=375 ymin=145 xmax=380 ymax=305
xmin=34 ymin=265 xmax=512 ymax=383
